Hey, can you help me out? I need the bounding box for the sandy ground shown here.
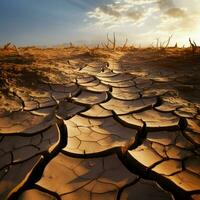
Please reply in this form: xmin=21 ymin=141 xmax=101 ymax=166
xmin=0 ymin=46 xmax=200 ymax=200
xmin=1 ymin=46 xmax=200 ymax=105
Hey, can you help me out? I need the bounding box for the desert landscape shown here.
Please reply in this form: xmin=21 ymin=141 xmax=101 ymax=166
xmin=0 ymin=40 xmax=200 ymax=200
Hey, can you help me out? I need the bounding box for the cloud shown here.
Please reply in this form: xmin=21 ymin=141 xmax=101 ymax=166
xmin=127 ymin=11 xmax=144 ymax=20
xmin=87 ymin=0 xmax=159 ymax=27
xmin=124 ymin=0 xmax=160 ymax=5
xmin=165 ymin=7 xmax=186 ymax=18
xmin=159 ymin=10 xmax=199 ymax=32
xmin=85 ymin=0 xmax=200 ymax=46
xmin=87 ymin=0 xmax=196 ymax=29
xmin=99 ymin=5 xmax=121 ymax=18
xmin=158 ymin=1 xmax=187 ymax=19
xmin=158 ymin=0 xmax=175 ymax=10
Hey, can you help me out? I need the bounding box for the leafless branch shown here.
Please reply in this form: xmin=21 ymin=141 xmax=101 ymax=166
xmin=106 ymin=33 xmax=116 ymax=50
xmin=122 ymin=38 xmax=128 ymax=50
xmin=3 ymin=42 xmax=20 ymax=55
xmin=189 ymin=38 xmax=198 ymax=55
xmin=164 ymin=34 xmax=173 ymax=48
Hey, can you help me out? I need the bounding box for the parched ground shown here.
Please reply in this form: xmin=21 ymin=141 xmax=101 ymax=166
xmin=0 ymin=46 xmax=200 ymax=200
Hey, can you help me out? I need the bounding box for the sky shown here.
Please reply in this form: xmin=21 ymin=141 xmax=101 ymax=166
xmin=0 ymin=0 xmax=200 ymax=46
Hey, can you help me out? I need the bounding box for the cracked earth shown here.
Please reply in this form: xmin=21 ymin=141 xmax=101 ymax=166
xmin=0 ymin=47 xmax=200 ymax=200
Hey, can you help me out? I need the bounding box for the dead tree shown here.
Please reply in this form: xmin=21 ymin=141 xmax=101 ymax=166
xmin=156 ymin=35 xmax=173 ymax=50
xmin=189 ymin=38 xmax=197 ymax=55
xmin=13 ymin=44 xmax=20 ymax=55
xmin=104 ymin=35 xmax=110 ymax=49
xmin=104 ymin=33 xmax=116 ymax=50
xmin=3 ymin=42 xmax=20 ymax=55
xmin=122 ymin=38 xmax=128 ymax=50
xmin=3 ymin=42 xmax=12 ymax=50
xmin=69 ymin=42 xmax=73 ymax=48
xmin=101 ymin=42 xmax=106 ymax=49
xmin=164 ymin=34 xmax=173 ymax=49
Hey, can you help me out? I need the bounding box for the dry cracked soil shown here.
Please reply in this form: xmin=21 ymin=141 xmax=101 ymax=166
xmin=0 ymin=46 xmax=200 ymax=200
